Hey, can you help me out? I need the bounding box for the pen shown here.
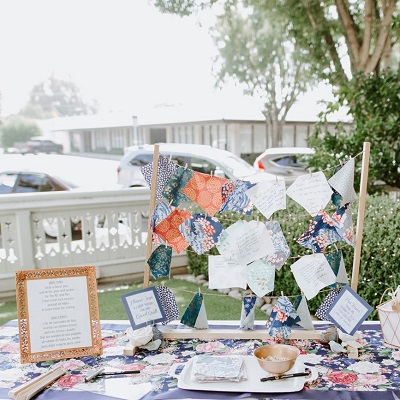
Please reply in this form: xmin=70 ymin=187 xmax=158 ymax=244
xmin=97 ymin=370 xmax=141 ymax=377
xmin=260 ymin=368 xmax=311 ymax=382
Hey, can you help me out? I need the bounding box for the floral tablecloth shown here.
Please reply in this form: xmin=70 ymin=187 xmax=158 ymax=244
xmin=1 ymin=320 xmax=400 ymax=400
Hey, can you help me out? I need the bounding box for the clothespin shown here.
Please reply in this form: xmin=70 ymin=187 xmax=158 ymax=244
xmin=169 ymin=154 xmax=172 ymax=162
xmin=184 ymin=163 xmax=188 ymax=170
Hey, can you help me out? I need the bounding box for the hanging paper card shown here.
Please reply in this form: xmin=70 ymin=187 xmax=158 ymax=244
xmin=240 ymin=296 xmax=257 ymax=330
xmin=326 ymin=250 xmax=349 ymax=287
xmin=328 ymin=158 xmax=357 ymax=205
xmin=140 ymin=157 xmax=178 ymax=199
xmin=153 ymin=208 xmax=192 ymax=254
xmin=264 ymin=220 xmax=290 ymax=270
xmin=181 ymin=293 xmax=208 ymax=329
xmin=216 ymin=220 xmax=245 ymax=257
xmin=293 ymin=294 xmax=314 ymax=330
xmin=218 ymin=180 xmax=255 ymax=215
xmin=147 ymin=245 xmax=172 ymax=279
xmin=315 ymin=287 xmax=343 ymax=321
xmin=332 ymin=203 xmax=355 ymax=246
xmin=266 ymin=296 xmax=299 ymax=339
xmin=181 ymin=213 xmax=224 ymax=255
xmin=217 ymin=220 xmax=274 ymax=266
xmin=326 ymin=285 xmax=373 ymax=335
xmin=286 ymin=171 xmax=333 ymax=216
xmin=150 ymin=202 xmax=173 ymax=245
xmin=162 ymin=166 xmax=194 ymax=206
xmin=208 ymin=255 xmax=247 ymax=290
xmin=181 ymin=171 xmax=229 ymax=216
xmin=246 ymin=179 xmax=286 ymax=219
xmin=245 ymin=259 xmax=275 ymax=297
xmin=121 ymin=287 xmax=167 ymax=330
xmin=290 ymin=254 xmax=336 ymax=300
xmin=297 ymin=210 xmax=342 ymax=252
xmin=156 ymin=286 xmax=180 ymax=324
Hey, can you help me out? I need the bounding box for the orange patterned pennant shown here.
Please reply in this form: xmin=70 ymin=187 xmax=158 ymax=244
xmin=182 ymin=172 xmax=229 ymax=216
xmin=154 ymin=208 xmax=192 ymax=254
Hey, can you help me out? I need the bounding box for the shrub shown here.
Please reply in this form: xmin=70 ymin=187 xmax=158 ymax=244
xmin=187 ymin=194 xmax=400 ymax=319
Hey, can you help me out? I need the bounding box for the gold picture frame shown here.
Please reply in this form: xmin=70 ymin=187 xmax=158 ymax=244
xmin=15 ymin=266 xmax=102 ymax=363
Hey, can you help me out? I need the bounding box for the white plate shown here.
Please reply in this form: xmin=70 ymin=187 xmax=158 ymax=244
xmin=177 ymin=355 xmax=317 ymax=393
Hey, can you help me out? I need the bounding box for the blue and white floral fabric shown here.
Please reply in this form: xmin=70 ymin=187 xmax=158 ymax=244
xmin=162 ymin=166 xmax=194 ymax=207
xmin=266 ymin=295 xmax=299 ymax=339
xmin=217 ymin=180 xmax=255 ymax=215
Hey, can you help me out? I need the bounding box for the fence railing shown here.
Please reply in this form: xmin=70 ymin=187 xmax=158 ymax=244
xmin=0 ymin=188 xmax=187 ymax=301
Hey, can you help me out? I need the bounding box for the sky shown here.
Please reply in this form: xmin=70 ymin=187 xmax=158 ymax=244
xmin=0 ymin=0 xmax=338 ymax=121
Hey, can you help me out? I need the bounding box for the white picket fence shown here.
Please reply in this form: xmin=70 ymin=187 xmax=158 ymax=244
xmin=0 ymin=187 xmax=187 ymax=301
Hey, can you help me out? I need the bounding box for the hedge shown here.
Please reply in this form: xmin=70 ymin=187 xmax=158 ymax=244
xmin=187 ymin=194 xmax=400 ymax=319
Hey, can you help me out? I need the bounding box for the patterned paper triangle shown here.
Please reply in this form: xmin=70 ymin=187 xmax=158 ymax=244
xmin=156 ymin=286 xmax=180 ymax=324
xmin=218 ymin=180 xmax=255 ymax=215
xmin=240 ymin=296 xmax=257 ymax=330
xmin=182 ymin=171 xmax=229 ymax=216
xmin=181 ymin=293 xmax=208 ymax=329
xmin=140 ymin=157 xmax=178 ymax=199
xmin=293 ymin=294 xmax=314 ymax=330
xmin=162 ymin=166 xmax=194 ymax=206
xmin=315 ymin=287 xmax=343 ymax=321
xmin=147 ymin=245 xmax=172 ymax=279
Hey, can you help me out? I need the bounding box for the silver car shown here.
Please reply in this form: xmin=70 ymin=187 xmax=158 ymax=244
xmin=117 ymin=143 xmax=275 ymax=187
xmin=253 ymin=147 xmax=315 ymax=182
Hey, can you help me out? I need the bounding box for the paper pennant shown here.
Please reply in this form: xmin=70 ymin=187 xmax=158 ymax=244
xmin=328 ymin=158 xmax=357 ymax=205
xmin=332 ymin=203 xmax=355 ymax=247
xmin=245 ymin=259 xmax=275 ymax=297
xmin=264 ymin=220 xmax=290 ymax=270
xmin=217 ymin=220 xmax=274 ymax=266
xmin=326 ymin=250 xmax=349 ymax=287
xmin=286 ymin=171 xmax=333 ymax=216
xmin=246 ymin=179 xmax=286 ymax=219
xmin=218 ymin=180 xmax=255 ymax=215
xmin=162 ymin=166 xmax=194 ymax=206
xmin=297 ymin=210 xmax=342 ymax=252
xmin=208 ymin=255 xmax=247 ymax=290
xmin=181 ymin=293 xmax=208 ymax=329
xmin=147 ymin=244 xmax=172 ymax=279
xmin=181 ymin=213 xmax=224 ymax=255
xmin=290 ymin=254 xmax=337 ymax=300
xmin=293 ymin=294 xmax=314 ymax=330
xmin=181 ymin=171 xmax=229 ymax=216
xmin=315 ymin=287 xmax=343 ymax=321
xmin=150 ymin=202 xmax=173 ymax=245
xmin=140 ymin=156 xmax=178 ymax=199
xmin=239 ymin=296 xmax=257 ymax=330
xmin=156 ymin=286 xmax=180 ymax=324
xmin=266 ymin=296 xmax=299 ymax=339
xmin=153 ymin=208 xmax=192 ymax=254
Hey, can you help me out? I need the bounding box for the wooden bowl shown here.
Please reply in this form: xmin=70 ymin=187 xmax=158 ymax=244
xmin=253 ymin=344 xmax=300 ymax=375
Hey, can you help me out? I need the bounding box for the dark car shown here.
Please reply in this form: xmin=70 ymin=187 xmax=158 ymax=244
xmin=20 ymin=138 xmax=63 ymax=154
xmin=0 ymin=170 xmax=76 ymax=193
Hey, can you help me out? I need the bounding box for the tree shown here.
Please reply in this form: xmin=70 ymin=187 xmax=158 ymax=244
xmin=20 ymin=75 xmax=99 ymax=119
xmin=0 ymin=116 xmax=42 ymax=149
xmin=152 ymin=0 xmax=400 ymax=90
xmin=308 ymin=70 xmax=400 ymax=191
xmin=212 ymin=2 xmax=316 ymax=146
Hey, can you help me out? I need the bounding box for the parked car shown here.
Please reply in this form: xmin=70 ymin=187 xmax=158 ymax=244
xmin=253 ymin=147 xmax=315 ymax=182
xmin=117 ymin=143 xmax=276 ymax=187
xmin=18 ymin=137 xmax=63 ymax=154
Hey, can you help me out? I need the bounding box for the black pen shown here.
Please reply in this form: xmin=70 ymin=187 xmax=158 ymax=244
xmin=260 ymin=368 xmax=311 ymax=382
xmin=85 ymin=368 xmax=140 ymax=381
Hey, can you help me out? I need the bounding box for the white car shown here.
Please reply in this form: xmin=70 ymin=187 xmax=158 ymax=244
xmin=117 ymin=144 xmax=275 ymax=187
xmin=254 ymin=147 xmax=315 ymax=182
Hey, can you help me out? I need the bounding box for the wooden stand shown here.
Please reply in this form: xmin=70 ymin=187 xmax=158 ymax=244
xmin=143 ymin=143 xmax=371 ymax=340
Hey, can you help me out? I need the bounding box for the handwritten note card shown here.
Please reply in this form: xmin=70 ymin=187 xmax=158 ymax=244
xmin=286 ymin=171 xmax=333 ymax=216
xmin=121 ymin=287 xmax=167 ymax=329
xmin=246 ymin=179 xmax=286 ymax=219
xmin=245 ymin=259 xmax=275 ymax=297
xmin=290 ymin=254 xmax=336 ymax=300
xmin=327 ymin=285 xmax=373 ymax=335
xmin=15 ymin=266 xmax=102 ymax=363
xmin=208 ymin=255 xmax=247 ymax=290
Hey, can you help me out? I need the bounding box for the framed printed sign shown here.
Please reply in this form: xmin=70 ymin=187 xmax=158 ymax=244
xmin=15 ymin=266 xmax=102 ymax=363
xmin=121 ymin=287 xmax=167 ymax=329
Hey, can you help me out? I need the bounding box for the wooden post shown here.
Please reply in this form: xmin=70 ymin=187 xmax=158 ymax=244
xmin=143 ymin=144 xmax=160 ymax=288
xmin=351 ymin=142 xmax=371 ymax=292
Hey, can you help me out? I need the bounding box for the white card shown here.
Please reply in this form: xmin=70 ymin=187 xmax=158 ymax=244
xmin=286 ymin=171 xmax=333 ymax=216
xmin=328 ymin=158 xmax=357 ymax=205
xmin=295 ymin=295 xmax=314 ymax=330
xmin=290 ymin=254 xmax=336 ymax=300
xmin=246 ymin=179 xmax=286 ymax=219
xmin=336 ymin=254 xmax=349 ymax=285
xmin=245 ymin=259 xmax=275 ymax=297
xmin=208 ymin=255 xmax=247 ymax=290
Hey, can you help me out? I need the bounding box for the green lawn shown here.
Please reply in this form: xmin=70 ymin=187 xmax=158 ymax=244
xmin=0 ymin=279 xmax=267 ymax=326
